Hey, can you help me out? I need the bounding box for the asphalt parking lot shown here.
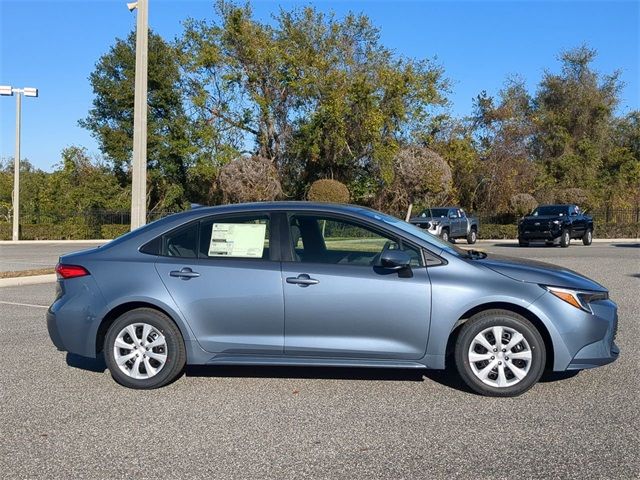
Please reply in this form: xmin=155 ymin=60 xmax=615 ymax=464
xmin=0 ymin=242 xmax=105 ymax=273
xmin=1 ymin=242 xmax=639 ymax=478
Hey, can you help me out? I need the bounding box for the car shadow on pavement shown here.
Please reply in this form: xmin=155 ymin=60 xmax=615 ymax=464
xmin=491 ymin=243 xmax=555 ymax=248
xmin=66 ymin=352 xmax=106 ymax=373
xmin=612 ymin=243 xmax=639 ymax=248
xmin=186 ymin=362 xmax=477 ymax=394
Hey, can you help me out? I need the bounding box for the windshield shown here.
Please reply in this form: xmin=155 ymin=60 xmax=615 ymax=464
xmin=419 ymin=208 xmax=449 ymax=218
xmin=359 ymin=208 xmax=469 ymax=257
xmin=531 ymin=205 xmax=569 ymax=216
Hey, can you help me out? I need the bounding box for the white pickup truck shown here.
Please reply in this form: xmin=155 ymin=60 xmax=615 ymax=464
xmin=409 ymin=207 xmax=479 ymax=244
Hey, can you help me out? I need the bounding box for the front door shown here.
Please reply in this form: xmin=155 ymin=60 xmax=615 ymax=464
xmin=282 ymin=214 xmax=431 ymax=360
xmin=155 ymin=214 xmax=284 ymax=354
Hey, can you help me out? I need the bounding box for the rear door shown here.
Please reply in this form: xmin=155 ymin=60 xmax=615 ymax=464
xmin=281 ymin=213 xmax=431 ymax=360
xmin=571 ymin=205 xmax=586 ymax=236
xmin=154 ymin=213 xmax=284 ymax=354
xmin=448 ymin=209 xmax=461 ymax=237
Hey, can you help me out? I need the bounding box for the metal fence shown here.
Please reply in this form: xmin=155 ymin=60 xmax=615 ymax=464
xmin=477 ymin=207 xmax=640 ymax=226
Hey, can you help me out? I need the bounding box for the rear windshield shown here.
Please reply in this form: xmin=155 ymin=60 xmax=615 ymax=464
xmin=531 ymin=206 xmax=569 ymax=216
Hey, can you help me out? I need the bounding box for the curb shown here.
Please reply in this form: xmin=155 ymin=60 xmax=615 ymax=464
xmin=0 ymin=274 xmax=57 ymax=288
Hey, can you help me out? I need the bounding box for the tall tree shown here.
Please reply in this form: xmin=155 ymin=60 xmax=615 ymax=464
xmin=80 ymin=31 xmax=195 ymax=211
xmin=471 ymin=78 xmax=539 ymax=212
xmin=532 ymin=46 xmax=622 ymax=192
xmin=180 ymin=1 xmax=448 ymax=199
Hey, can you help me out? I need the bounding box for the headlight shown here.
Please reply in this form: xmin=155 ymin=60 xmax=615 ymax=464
xmin=545 ymin=286 xmax=608 ymax=313
xmin=552 ymin=220 xmax=561 ymax=225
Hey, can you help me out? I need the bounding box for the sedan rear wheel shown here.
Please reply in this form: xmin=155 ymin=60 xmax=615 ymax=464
xmin=455 ymin=309 xmax=546 ymax=397
xmin=105 ymin=308 xmax=186 ymax=389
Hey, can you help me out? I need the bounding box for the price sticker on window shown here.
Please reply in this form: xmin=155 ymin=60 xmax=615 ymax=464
xmin=208 ymin=223 xmax=266 ymax=258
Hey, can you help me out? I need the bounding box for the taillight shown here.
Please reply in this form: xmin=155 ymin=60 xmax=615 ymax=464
xmin=55 ymin=263 xmax=90 ymax=279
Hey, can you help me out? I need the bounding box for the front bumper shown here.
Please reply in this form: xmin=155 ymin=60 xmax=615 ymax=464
xmin=530 ymin=293 xmax=620 ymax=371
xmin=567 ymin=305 xmax=620 ymax=369
xmin=518 ymin=225 xmax=562 ymax=241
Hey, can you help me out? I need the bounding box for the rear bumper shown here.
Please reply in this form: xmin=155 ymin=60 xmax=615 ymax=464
xmin=46 ymin=277 xmax=106 ymax=358
xmin=46 ymin=309 xmax=66 ymax=351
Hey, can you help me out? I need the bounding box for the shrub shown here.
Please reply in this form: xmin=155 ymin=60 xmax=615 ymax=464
xmin=307 ymin=179 xmax=350 ymax=203
xmin=510 ymin=193 xmax=538 ymax=216
xmin=101 ymin=224 xmax=130 ymax=239
xmin=218 ymin=156 xmax=283 ymax=203
xmin=480 ymin=224 xmax=518 ymax=239
xmin=381 ymin=146 xmax=453 ymax=217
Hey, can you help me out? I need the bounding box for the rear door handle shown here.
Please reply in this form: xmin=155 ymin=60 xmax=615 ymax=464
xmin=170 ymin=267 xmax=200 ymax=279
xmin=286 ymin=274 xmax=319 ymax=287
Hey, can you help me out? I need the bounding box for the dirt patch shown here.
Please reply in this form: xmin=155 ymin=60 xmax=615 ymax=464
xmin=0 ymin=268 xmax=55 ymax=279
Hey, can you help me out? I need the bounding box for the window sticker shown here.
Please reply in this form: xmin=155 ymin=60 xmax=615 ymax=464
xmin=208 ymin=223 xmax=266 ymax=258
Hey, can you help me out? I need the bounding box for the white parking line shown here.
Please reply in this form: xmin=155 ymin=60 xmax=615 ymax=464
xmin=0 ymin=300 xmax=49 ymax=309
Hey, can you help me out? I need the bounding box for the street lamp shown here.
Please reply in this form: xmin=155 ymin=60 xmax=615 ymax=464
xmin=127 ymin=0 xmax=148 ymax=229
xmin=0 ymin=85 xmax=38 ymax=241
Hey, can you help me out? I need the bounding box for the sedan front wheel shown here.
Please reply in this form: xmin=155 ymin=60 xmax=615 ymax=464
xmin=454 ymin=309 xmax=546 ymax=397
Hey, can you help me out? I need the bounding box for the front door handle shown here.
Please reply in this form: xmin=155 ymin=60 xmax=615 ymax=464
xmin=170 ymin=267 xmax=200 ymax=280
xmin=286 ymin=274 xmax=319 ymax=287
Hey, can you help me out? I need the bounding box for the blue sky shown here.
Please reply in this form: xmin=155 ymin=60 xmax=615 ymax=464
xmin=1 ymin=0 xmax=638 ymax=171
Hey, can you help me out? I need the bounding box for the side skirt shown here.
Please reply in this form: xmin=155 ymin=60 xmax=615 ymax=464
xmin=202 ymin=354 xmax=428 ymax=369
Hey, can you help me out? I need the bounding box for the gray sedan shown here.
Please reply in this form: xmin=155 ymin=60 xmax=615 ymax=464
xmin=47 ymin=202 xmax=619 ymax=396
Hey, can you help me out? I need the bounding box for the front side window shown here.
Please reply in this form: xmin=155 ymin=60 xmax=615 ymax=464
xmin=289 ymin=215 xmax=422 ymax=267
xmin=199 ymin=215 xmax=270 ymax=260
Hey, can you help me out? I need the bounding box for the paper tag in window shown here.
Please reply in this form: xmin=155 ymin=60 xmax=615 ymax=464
xmin=208 ymin=223 xmax=266 ymax=258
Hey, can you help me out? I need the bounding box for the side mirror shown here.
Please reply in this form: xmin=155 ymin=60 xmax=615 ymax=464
xmin=376 ymin=249 xmax=412 ymax=271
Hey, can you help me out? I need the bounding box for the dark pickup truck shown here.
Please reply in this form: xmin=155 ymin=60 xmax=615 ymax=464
xmin=518 ymin=204 xmax=593 ymax=247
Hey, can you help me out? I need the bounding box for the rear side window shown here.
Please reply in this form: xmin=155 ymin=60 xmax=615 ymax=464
xmin=199 ymin=215 xmax=270 ymax=260
xmin=163 ymin=222 xmax=199 ymax=258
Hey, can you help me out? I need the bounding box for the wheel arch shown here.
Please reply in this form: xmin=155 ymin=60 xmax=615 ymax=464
xmin=445 ymin=302 xmax=554 ymax=371
xmin=95 ymin=301 xmax=188 ymax=356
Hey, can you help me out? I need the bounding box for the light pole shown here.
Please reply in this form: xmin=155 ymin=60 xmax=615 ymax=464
xmin=0 ymin=85 xmax=38 ymax=241
xmin=127 ymin=0 xmax=148 ymax=229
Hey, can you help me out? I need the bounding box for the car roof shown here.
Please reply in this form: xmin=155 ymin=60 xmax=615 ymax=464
xmin=186 ymin=201 xmax=367 ymax=215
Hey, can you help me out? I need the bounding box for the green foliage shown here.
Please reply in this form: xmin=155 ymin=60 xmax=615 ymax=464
xmin=80 ymin=31 xmax=200 ymax=211
xmin=180 ymin=2 xmax=448 ymax=198
xmin=479 ymin=224 xmax=518 ymax=239
xmin=3 ymin=6 xmax=636 ymax=241
xmin=307 ymin=179 xmax=350 ymax=203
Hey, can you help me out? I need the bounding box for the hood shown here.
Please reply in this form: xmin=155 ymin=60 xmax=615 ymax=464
xmin=521 ymin=215 xmax=564 ymax=223
xmin=476 ymin=254 xmax=606 ymax=292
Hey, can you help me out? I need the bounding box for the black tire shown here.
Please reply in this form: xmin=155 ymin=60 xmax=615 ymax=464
xmin=104 ymin=308 xmax=186 ymax=389
xmin=582 ymin=228 xmax=593 ymax=246
xmin=467 ymin=228 xmax=477 ymax=245
xmin=440 ymin=229 xmax=450 ymax=243
xmin=454 ymin=309 xmax=546 ymax=397
xmin=518 ymin=237 xmax=529 ymax=247
xmin=560 ymin=229 xmax=570 ymax=248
